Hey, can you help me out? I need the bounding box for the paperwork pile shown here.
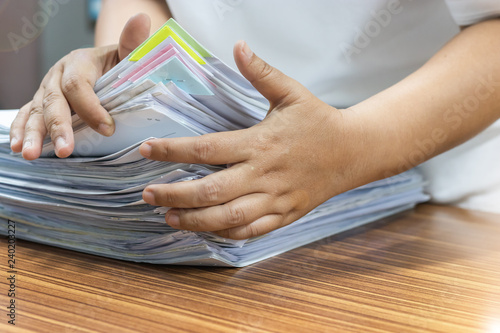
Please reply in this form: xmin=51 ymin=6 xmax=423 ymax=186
xmin=0 ymin=19 xmax=428 ymax=266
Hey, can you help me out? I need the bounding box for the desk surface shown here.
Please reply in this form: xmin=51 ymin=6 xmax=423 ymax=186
xmin=1 ymin=204 xmax=499 ymax=333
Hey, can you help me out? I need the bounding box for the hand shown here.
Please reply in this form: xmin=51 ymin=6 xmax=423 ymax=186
xmin=9 ymin=14 xmax=152 ymax=160
xmin=140 ymin=41 xmax=383 ymax=239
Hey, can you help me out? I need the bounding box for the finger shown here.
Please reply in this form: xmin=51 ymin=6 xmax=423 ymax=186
xmin=164 ymin=193 xmax=274 ymax=232
xmin=43 ymin=68 xmax=74 ymax=158
xmin=118 ymin=13 xmax=151 ymax=60
xmin=22 ymin=89 xmax=48 ymax=160
xmin=233 ymin=40 xmax=308 ymax=106
xmin=61 ymin=57 xmax=114 ymax=137
xmin=10 ymin=102 xmax=32 ymax=153
xmin=139 ymin=130 xmax=250 ymax=164
xmin=214 ymin=214 xmax=285 ymax=240
xmin=143 ymin=163 xmax=256 ymax=208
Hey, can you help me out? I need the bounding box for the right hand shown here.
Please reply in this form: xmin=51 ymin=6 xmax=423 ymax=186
xmin=9 ymin=13 xmax=151 ymax=160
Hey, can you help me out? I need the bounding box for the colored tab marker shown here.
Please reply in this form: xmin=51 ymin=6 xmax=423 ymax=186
xmin=130 ymin=19 xmax=207 ymax=64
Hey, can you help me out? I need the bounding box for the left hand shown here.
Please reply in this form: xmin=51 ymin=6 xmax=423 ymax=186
xmin=10 ymin=14 xmax=152 ymax=160
xmin=140 ymin=41 xmax=382 ymax=239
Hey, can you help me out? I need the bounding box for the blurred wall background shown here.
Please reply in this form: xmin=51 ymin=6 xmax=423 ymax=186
xmin=0 ymin=0 xmax=99 ymax=109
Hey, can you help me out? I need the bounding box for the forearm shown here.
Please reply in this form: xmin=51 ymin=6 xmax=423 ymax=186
xmin=352 ymin=19 xmax=500 ymax=179
xmin=95 ymin=0 xmax=171 ymax=47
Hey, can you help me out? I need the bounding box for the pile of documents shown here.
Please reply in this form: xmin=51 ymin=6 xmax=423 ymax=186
xmin=0 ymin=19 xmax=428 ymax=266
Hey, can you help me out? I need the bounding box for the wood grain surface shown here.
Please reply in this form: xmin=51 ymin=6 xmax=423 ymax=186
xmin=1 ymin=204 xmax=499 ymax=333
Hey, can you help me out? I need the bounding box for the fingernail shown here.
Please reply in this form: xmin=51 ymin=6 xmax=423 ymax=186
xmin=23 ymin=140 xmax=32 ymax=150
xmin=140 ymin=142 xmax=152 ymax=158
xmin=241 ymin=41 xmax=253 ymax=60
xmin=165 ymin=210 xmax=180 ymax=228
xmin=143 ymin=188 xmax=155 ymax=205
xmin=10 ymin=137 xmax=18 ymax=150
xmin=55 ymin=136 xmax=67 ymax=151
xmin=98 ymin=123 xmax=113 ymax=136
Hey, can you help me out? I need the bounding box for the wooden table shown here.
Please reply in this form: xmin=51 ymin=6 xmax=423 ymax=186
xmin=1 ymin=204 xmax=499 ymax=332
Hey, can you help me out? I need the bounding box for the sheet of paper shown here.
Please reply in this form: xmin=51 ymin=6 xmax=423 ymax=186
xmin=0 ymin=110 xmax=19 ymax=128
xmin=42 ymin=106 xmax=201 ymax=157
xmin=0 ymin=19 xmax=429 ymax=267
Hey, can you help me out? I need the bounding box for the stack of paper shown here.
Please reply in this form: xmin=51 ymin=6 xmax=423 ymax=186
xmin=0 ymin=19 xmax=428 ymax=266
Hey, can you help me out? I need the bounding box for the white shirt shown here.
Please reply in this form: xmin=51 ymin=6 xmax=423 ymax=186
xmin=166 ymin=0 xmax=500 ymax=213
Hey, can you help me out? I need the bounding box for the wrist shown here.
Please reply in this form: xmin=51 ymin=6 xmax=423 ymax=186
xmin=338 ymin=106 xmax=404 ymax=184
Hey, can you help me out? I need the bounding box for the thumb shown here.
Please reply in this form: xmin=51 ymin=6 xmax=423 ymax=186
xmin=233 ymin=40 xmax=306 ymax=106
xmin=118 ymin=13 xmax=151 ymax=60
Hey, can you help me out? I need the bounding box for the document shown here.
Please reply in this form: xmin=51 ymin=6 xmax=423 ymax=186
xmin=0 ymin=20 xmax=429 ymax=266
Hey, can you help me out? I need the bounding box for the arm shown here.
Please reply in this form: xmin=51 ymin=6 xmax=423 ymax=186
xmin=140 ymin=19 xmax=500 ymax=239
xmin=351 ymin=19 xmax=500 ymax=179
xmin=95 ymin=0 xmax=171 ymax=46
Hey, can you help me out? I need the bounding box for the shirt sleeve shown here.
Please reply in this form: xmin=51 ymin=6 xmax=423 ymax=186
xmin=443 ymin=0 xmax=500 ymax=26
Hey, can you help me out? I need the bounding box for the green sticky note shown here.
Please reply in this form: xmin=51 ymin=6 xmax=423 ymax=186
xmin=166 ymin=19 xmax=212 ymax=58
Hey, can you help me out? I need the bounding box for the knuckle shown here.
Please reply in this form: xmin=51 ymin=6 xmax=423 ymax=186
xmin=187 ymin=213 xmax=203 ymax=230
xmin=198 ymin=180 xmax=220 ymax=204
xmin=28 ymin=105 xmax=43 ymax=117
xmin=225 ymin=205 xmax=245 ymax=226
xmin=42 ymin=91 xmax=62 ymax=110
xmin=46 ymin=118 xmax=64 ymax=137
xmin=193 ymin=138 xmax=216 ymax=162
xmin=24 ymin=122 xmax=39 ymax=134
xmin=158 ymin=190 xmax=176 ymax=206
xmin=257 ymin=62 xmax=275 ymax=82
xmin=61 ymin=74 xmax=83 ymax=95
xmin=245 ymin=223 xmax=261 ymax=238
xmin=68 ymin=48 xmax=85 ymax=59
xmin=157 ymin=141 xmax=170 ymax=159
xmin=253 ymin=132 xmax=274 ymax=152
xmin=224 ymin=224 xmax=256 ymax=240
xmin=45 ymin=64 xmax=60 ymax=78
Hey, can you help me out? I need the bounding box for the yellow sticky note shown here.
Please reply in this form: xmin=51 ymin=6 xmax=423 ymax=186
xmin=129 ymin=24 xmax=205 ymax=64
